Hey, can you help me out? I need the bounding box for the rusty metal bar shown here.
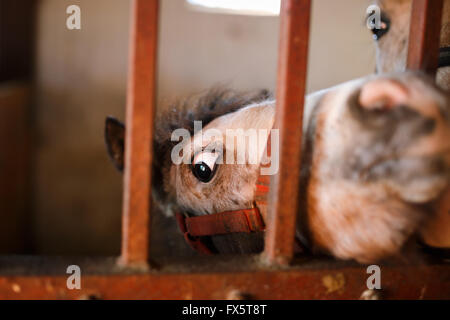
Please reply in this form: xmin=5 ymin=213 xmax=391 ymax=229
xmin=264 ymin=0 xmax=311 ymax=265
xmin=0 ymin=84 xmax=31 ymax=253
xmin=407 ymin=0 xmax=444 ymax=74
xmin=121 ymin=0 xmax=159 ymax=267
xmin=0 ymin=261 xmax=448 ymax=299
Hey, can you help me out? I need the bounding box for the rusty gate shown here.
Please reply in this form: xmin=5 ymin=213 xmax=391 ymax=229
xmin=0 ymin=0 xmax=448 ymax=299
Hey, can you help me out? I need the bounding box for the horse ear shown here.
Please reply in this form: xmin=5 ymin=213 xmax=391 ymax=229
xmin=105 ymin=116 xmax=125 ymax=172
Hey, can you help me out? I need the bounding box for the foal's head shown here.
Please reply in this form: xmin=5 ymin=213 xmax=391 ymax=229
xmin=105 ymin=89 xmax=272 ymax=217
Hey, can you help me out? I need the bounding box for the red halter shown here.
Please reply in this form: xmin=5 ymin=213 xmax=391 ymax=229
xmin=176 ymin=179 xmax=269 ymax=254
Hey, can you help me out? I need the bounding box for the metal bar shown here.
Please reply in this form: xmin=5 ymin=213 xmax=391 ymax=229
xmin=0 ymin=0 xmax=37 ymax=82
xmin=0 ymin=84 xmax=32 ymax=253
xmin=407 ymin=0 xmax=444 ymax=74
xmin=0 ymin=263 xmax=448 ymax=299
xmin=264 ymin=0 xmax=311 ymax=265
xmin=121 ymin=0 xmax=159 ymax=267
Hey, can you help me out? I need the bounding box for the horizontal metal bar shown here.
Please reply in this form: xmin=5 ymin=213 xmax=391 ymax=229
xmin=0 ymin=256 xmax=448 ymax=299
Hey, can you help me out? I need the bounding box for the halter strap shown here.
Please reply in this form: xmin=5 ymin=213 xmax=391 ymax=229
xmin=175 ymin=206 xmax=306 ymax=255
xmin=176 ymin=206 xmax=265 ymax=255
xmin=184 ymin=206 xmax=265 ymax=236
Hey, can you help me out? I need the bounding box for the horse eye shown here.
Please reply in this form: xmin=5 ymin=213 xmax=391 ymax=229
xmin=192 ymin=151 xmax=218 ymax=183
xmin=371 ymin=15 xmax=390 ymax=41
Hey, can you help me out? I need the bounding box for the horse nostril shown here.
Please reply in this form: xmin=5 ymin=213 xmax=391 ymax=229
xmin=438 ymin=47 xmax=450 ymax=68
xmin=422 ymin=118 xmax=437 ymax=136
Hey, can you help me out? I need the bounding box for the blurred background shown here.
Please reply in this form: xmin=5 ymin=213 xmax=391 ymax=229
xmin=0 ymin=0 xmax=375 ymax=256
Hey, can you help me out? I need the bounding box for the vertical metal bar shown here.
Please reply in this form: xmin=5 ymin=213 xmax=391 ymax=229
xmin=407 ymin=0 xmax=443 ymax=74
xmin=120 ymin=0 xmax=159 ymax=267
xmin=264 ymin=0 xmax=311 ymax=265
